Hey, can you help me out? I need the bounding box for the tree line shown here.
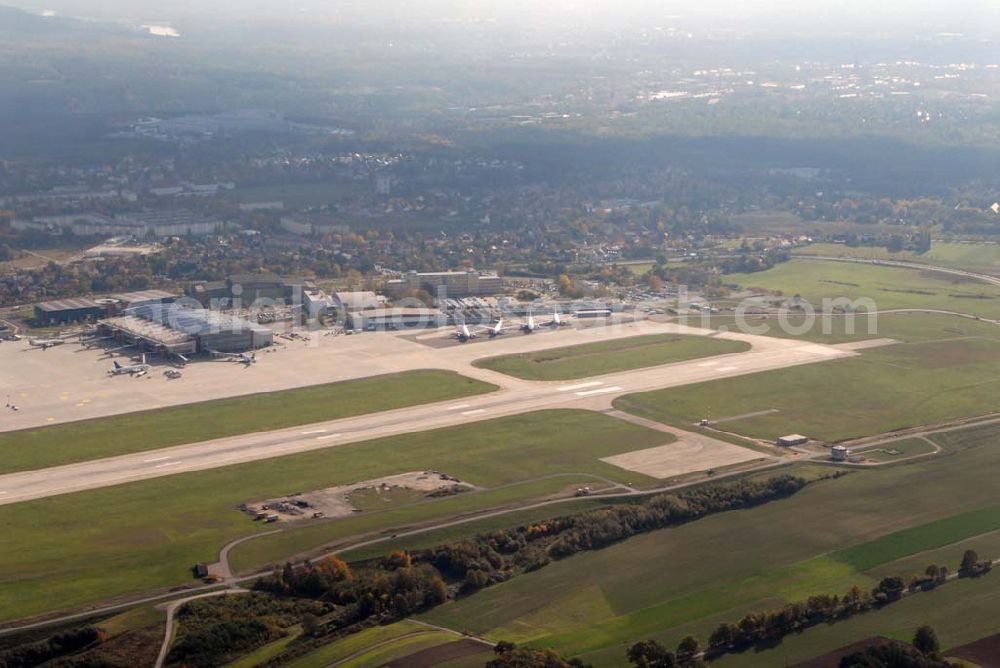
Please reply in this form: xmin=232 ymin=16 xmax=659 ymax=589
xmin=0 ymin=626 xmax=103 ymax=668
xmin=415 ymin=474 xmax=814 ymax=595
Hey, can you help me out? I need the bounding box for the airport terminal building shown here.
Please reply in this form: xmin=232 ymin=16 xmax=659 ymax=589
xmin=98 ymin=303 xmax=274 ymax=356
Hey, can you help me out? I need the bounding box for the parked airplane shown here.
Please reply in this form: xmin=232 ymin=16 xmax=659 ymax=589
xmin=452 ymin=317 xmax=510 ymax=342
xmin=452 ymin=323 xmax=476 ymax=342
xmin=486 ymin=318 xmax=506 ymax=338
xmin=109 ymin=354 xmax=150 ymax=376
xmin=551 ymin=311 xmax=567 ymax=327
xmin=521 ymin=313 xmax=537 ymax=334
xmin=28 ymin=337 xmax=65 ymax=350
xmin=211 ymin=350 xmax=256 ymax=365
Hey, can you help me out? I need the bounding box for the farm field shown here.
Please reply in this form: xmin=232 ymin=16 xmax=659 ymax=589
xmin=792 ymin=241 xmax=1000 ymax=276
xmin=228 ymin=630 xmax=302 ymax=668
xmin=0 ymin=410 xmax=667 ymax=622
xmin=282 ymin=620 xmax=440 ymax=668
xmin=279 ymin=618 xmax=491 ymax=668
xmin=831 ymin=503 xmax=1000 ymax=571
xmin=0 ymin=370 xmax=496 ymax=473
xmin=712 ymin=572 xmax=1000 ymax=668
xmin=868 ymin=529 xmax=1000 ymax=582
xmin=725 ymin=258 xmax=1000 ymax=319
xmin=420 ymin=421 xmax=1000 ymax=666
xmin=474 ymin=333 xmax=749 ymax=381
xmin=615 ymin=336 xmax=1000 ymax=442
xmin=622 ymin=261 xmax=654 ymax=275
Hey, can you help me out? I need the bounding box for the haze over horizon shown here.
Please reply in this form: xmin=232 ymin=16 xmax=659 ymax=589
xmin=4 ymin=0 xmax=998 ymax=37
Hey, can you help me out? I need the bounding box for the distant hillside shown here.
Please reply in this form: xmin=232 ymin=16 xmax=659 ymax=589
xmin=0 ymin=5 xmax=128 ymax=37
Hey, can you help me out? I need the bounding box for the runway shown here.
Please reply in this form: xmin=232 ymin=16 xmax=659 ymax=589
xmin=0 ymin=330 xmax=852 ymax=506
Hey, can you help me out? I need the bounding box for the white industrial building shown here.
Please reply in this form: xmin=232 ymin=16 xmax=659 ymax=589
xmin=13 ymin=210 xmax=223 ymax=237
xmin=280 ymin=214 xmax=350 ymax=237
xmin=385 ymin=270 xmax=504 ymax=298
xmin=333 ymin=291 xmax=383 ymax=311
xmin=347 ymin=307 xmax=445 ymax=331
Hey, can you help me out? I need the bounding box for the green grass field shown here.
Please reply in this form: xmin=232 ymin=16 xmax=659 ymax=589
xmin=858 ymin=437 xmax=938 ymax=463
xmin=792 ymin=241 xmax=1000 ymax=276
xmin=615 ymin=336 xmax=1000 ymax=443
xmin=0 ymin=370 xmax=496 ymax=474
xmin=420 ymin=421 xmax=1000 ymax=666
xmin=623 ymin=262 xmax=655 ymax=275
xmin=703 ymin=310 xmax=1000 ymax=345
xmin=281 ymin=620 xmax=427 ymax=668
xmin=0 ymin=410 xmax=668 ymax=622
xmin=473 ymin=334 xmax=749 ymax=381
xmin=726 ymin=258 xmax=1000 ymax=319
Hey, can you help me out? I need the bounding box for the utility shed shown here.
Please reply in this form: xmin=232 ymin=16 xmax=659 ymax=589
xmin=777 ymin=434 xmax=809 ymax=447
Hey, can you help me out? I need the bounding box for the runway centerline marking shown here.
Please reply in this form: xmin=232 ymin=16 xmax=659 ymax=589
xmin=445 ymin=404 xmax=471 ymax=411
xmin=558 ymin=381 xmax=602 ymax=392
xmin=153 ymin=461 xmax=182 ymax=469
xmin=143 ymin=456 xmax=171 ymax=463
xmin=576 ymin=386 xmax=623 ymax=397
xmin=697 ymin=361 xmax=719 ymax=367
xmin=301 ymin=429 xmax=327 ymax=435
xmin=316 ymin=433 xmax=342 ymax=440
xmin=716 ymin=366 xmax=739 ymax=372
xmin=461 ymin=409 xmax=486 ymax=416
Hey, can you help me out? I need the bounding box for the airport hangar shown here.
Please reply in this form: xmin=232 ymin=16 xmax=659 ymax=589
xmin=34 ymin=289 xmax=179 ymax=325
xmin=98 ymin=302 xmax=274 ymax=357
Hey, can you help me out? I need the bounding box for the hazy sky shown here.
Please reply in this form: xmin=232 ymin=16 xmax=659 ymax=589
xmin=6 ymin=0 xmax=998 ymax=37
